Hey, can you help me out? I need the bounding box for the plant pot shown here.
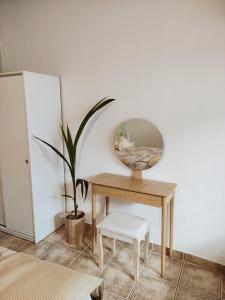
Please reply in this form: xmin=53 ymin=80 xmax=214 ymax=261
xmin=65 ymin=211 xmax=85 ymax=246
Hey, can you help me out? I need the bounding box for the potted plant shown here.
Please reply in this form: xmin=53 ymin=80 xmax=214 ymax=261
xmin=34 ymin=97 xmax=115 ymax=245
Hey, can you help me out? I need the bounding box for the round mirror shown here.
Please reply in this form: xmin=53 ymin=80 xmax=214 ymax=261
xmin=114 ymin=118 xmax=164 ymax=171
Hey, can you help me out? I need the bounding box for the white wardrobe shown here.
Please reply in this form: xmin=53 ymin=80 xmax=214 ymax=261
xmin=0 ymin=71 xmax=64 ymax=243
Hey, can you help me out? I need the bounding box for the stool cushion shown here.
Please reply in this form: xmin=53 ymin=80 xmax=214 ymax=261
xmin=96 ymin=213 xmax=149 ymax=240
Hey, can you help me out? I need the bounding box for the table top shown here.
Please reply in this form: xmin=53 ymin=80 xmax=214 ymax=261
xmin=88 ymin=173 xmax=177 ymax=197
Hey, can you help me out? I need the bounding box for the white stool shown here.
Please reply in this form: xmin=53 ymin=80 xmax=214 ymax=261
xmin=96 ymin=212 xmax=150 ymax=281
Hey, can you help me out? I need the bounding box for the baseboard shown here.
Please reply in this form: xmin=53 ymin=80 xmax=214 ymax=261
xmin=0 ymin=225 xmax=35 ymax=242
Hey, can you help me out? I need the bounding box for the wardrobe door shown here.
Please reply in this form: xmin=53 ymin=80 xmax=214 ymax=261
xmin=24 ymin=72 xmax=64 ymax=242
xmin=0 ymin=75 xmax=34 ymax=237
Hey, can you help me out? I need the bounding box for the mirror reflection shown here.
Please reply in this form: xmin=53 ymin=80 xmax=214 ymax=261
xmin=114 ymin=118 xmax=164 ymax=171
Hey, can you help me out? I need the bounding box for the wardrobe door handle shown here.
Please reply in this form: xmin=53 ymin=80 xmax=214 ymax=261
xmin=25 ymin=160 xmax=29 ymax=164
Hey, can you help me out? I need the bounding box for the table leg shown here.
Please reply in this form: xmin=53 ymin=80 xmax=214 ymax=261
xmin=92 ymin=192 xmax=96 ymax=252
xmin=169 ymin=195 xmax=174 ymax=257
xmin=161 ymin=197 xmax=167 ymax=277
xmin=106 ymin=196 xmax=109 ymax=215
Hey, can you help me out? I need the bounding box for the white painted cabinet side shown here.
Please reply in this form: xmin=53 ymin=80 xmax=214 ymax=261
xmin=23 ymin=72 xmax=64 ymax=243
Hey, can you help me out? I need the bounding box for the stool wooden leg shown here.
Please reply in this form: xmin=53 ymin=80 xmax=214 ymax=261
xmin=98 ymin=229 xmax=104 ymax=270
xmin=144 ymin=232 xmax=150 ymax=264
xmin=133 ymin=239 xmax=140 ymax=281
xmin=112 ymin=239 xmax=116 ymax=254
xmin=105 ymin=196 xmax=109 ymax=215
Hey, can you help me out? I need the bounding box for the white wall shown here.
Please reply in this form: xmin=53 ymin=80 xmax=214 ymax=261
xmin=0 ymin=0 xmax=225 ymax=264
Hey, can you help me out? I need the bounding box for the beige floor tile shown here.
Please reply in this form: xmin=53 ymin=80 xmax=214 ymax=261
xmin=84 ymin=237 xmax=122 ymax=260
xmin=176 ymin=286 xmax=218 ymax=300
xmin=45 ymin=225 xmax=85 ymax=251
xmin=41 ymin=244 xmax=79 ymax=266
xmin=69 ymin=253 xmax=101 ymax=275
xmin=222 ymin=272 xmax=225 ymax=299
xmin=19 ymin=241 xmax=55 ymax=258
xmin=0 ymin=234 xmax=28 ymax=250
xmin=45 ymin=225 xmax=65 ymax=243
xmin=0 ymin=231 xmax=7 ymax=238
xmin=122 ymin=241 xmax=151 ymax=253
xmin=180 ymin=262 xmax=220 ymax=298
xmin=0 ymin=246 xmax=16 ymax=261
xmin=82 ymin=229 xmax=92 ymax=248
xmin=142 ymin=252 xmax=183 ymax=283
xmin=104 ymin=291 xmax=126 ymax=299
xmin=129 ymin=275 xmax=176 ymax=300
xmin=111 ymin=243 xmax=144 ymax=273
xmin=100 ymin=262 xmax=135 ymax=298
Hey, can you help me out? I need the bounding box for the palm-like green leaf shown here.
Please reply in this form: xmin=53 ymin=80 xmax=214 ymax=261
xmin=34 ymin=97 xmax=115 ymax=214
xmin=74 ymin=97 xmax=115 ymax=149
xmin=76 ymin=178 xmax=89 ymax=200
xmin=59 ymin=125 xmax=77 ymax=178
xmin=33 ymin=136 xmax=72 ymax=174
xmin=61 ymin=194 xmax=74 ymax=200
xmin=66 ymin=126 xmax=75 ymax=174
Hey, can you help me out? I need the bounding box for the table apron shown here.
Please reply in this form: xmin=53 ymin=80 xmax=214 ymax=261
xmin=92 ymin=184 xmax=162 ymax=207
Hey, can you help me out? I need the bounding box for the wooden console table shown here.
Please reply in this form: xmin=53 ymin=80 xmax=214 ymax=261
xmin=88 ymin=173 xmax=177 ymax=277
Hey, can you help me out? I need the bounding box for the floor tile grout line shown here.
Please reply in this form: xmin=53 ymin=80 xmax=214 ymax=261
xmin=173 ymin=285 xmax=179 ymax=300
xmin=177 ymin=259 xmax=185 ymax=286
xmin=139 ymin=260 xmax=146 ymax=275
xmin=98 ymin=257 xmax=113 ymax=277
xmin=104 ymin=290 xmax=127 ymax=299
xmin=139 ymin=253 xmax=184 ymax=286
xmin=170 ymin=256 xmax=185 ymax=299
xmin=142 ymin=271 xmax=179 ymax=287
xmin=95 ymin=256 xmax=113 ymax=276
xmin=108 ymin=259 xmax=146 ymax=276
xmin=83 ymin=240 xmax=123 ymax=264
xmin=66 ymin=251 xmax=82 ymax=268
xmin=97 ymin=260 xmax=110 ymax=277
xmin=104 ymin=241 xmax=123 ymax=264
xmin=15 ymin=240 xmax=30 ymax=251
xmin=126 ymin=281 xmax=137 ymax=299
xmin=65 ymin=247 xmax=85 ymax=267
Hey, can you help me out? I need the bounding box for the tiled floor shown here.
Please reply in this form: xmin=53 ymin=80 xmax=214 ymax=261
xmin=0 ymin=225 xmax=224 ymax=300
